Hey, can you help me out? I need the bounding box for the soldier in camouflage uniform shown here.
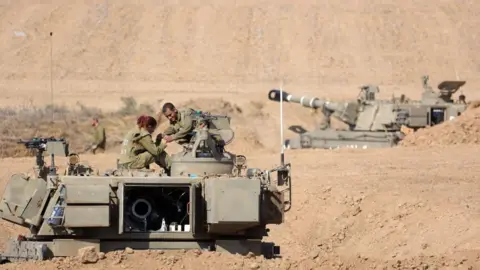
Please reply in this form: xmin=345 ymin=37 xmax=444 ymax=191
xmin=91 ymin=117 xmax=106 ymax=154
xmin=161 ymin=102 xmax=200 ymax=145
xmin=117 ymin=115 xmax=171 ymax=175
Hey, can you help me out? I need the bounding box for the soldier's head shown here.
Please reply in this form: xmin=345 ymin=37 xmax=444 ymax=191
xmin=137 ymin=115 xmax=157 ymax=134
xmin=91 ymin=117 xmax=99 ymax=127
xmin=162 ymin=102 xmax=178 ymax=122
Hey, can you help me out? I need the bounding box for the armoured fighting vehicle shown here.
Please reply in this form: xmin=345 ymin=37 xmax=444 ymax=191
xmin=268 ymin=75 xmax=468 ymax=149
xmin=0 ymin=111 xmax=292 ymax=263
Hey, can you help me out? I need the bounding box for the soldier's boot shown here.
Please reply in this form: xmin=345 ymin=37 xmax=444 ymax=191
xmin=153 ymin=161 xmax=170 ymax=176
xmin=154 ymin=154 xmax=171 ymax=176
xmin=154 ymin=161 xmax=170 ymax=176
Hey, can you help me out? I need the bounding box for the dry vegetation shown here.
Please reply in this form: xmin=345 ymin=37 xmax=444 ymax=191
xmin=0 ymin=97 xmax=158 ymax=158
xmin=0 ymin=96 xmax=277 ymax=159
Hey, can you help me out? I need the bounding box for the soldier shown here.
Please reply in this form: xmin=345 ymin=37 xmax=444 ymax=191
xmin=117 ymin=115 xmax=171 ymax=175
xmin=91 ymin=117 xmax=106 ymax=154
xmin=161 ymin=102 xmax=199 ymax=145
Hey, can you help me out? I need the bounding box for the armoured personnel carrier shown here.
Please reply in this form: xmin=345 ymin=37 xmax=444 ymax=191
xmin=0 ymin=111 xmax=292 ymax=263
xmin=268 ymin=75 xmax=468 ymax=149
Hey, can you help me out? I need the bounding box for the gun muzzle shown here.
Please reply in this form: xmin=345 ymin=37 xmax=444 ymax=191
xmin=268 ymin=89 xmax=290 ymax=102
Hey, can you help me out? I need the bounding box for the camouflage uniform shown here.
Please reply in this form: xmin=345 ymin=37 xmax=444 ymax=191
xmin=118 ymin=126 xmax=171 ymax=171
xmin=164 ymin=108 xmax=198 ymax=145
xmin=92 ymin=124 xmax=106 ymax=154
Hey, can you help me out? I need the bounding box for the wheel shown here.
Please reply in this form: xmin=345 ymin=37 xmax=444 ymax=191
xmin=299 ymin=135 xmax=312 ymax=148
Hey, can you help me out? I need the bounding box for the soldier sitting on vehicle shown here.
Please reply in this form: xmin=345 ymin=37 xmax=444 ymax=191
xmin=161 ymin=102 xmax=203 ymax=145
xmin=117 ymin=115 xmax=171 ymax=175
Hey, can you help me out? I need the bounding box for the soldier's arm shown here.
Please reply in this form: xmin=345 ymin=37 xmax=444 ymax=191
xmin=163 ymin=125 xmax=177 ymax=135
xmin=172 ymin=114 xmax=194 ymax=140
xmin=138 ymin=135 xmax=166 ymax=156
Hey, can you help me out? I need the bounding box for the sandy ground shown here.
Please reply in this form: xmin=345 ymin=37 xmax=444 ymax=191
xmin=1 ymin=146 xmax=480 ymax=269
xmin=1 ymin=1 xmax=480 ymax=269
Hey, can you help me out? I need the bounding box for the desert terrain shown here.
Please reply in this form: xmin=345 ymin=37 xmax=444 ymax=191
xmin=1 ymin=1 xmax=480 ymax=269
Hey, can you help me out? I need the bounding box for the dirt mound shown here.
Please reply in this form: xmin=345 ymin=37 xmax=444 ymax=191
xmin=466 ymin=100 xmax=480 ymax=111
xmin=400 ymin=106 xmax=480 ymax=147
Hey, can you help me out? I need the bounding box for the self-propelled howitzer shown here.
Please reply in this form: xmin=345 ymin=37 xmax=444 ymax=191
xmin=267 ymin=76 xmax=468 ymax=149
xmin=0 ymin=113 xmax=291 ymax=264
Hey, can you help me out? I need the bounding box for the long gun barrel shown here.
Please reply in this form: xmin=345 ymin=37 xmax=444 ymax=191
xmin=268 ymin=89 xmax=359 ymax=126
xmin=268 ymin=89 xmax=327 ymax=109
xmin=268 ymin=89 xmax=346 ymax=114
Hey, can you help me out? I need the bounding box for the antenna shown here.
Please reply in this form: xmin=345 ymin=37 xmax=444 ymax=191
xmin=279 ymin=81 xmax=285 ymax=166
xmin=49 ymin=31 xmax=54 ymax=123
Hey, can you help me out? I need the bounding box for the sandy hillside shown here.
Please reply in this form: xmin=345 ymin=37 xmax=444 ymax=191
xmin=1 ymin=1 xmax=480 ymax=108
xmin=1 ymin=0 xmax=480 ymax=269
